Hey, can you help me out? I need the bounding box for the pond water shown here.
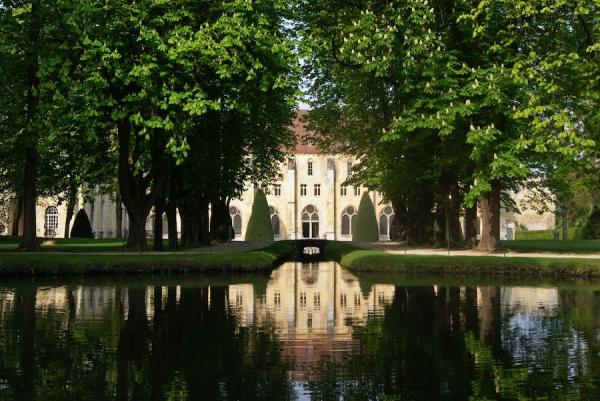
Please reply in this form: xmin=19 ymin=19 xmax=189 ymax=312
xmin=1 ymin=261 xmax=600 ymax=400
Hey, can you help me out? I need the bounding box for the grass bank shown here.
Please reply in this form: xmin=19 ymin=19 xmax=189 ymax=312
xmin=500 ymin=239 xmax=600 ymax=253
xmin=323 ymin=241 xmax=600 ymax=279
xmin=0 ymin=241 xmax=295 ymax=276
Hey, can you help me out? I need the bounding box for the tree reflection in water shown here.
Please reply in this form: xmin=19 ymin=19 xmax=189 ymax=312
xmin=1 ymin=268 xmax=600 ymax=401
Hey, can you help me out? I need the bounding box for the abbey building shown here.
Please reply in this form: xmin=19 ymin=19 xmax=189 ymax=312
xmin=2 ymin=111 xmax=554 ymax=241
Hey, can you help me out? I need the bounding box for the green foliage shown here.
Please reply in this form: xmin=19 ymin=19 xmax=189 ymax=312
xmin=353 ymin=193 xmax=379 ymax=241
xmin=70 ymin=209 xmax=93 ymax=238
xmin=245 ymin=189 xmax=274 ymax=241
xmin=583 ymin=206 xmax=600 ymax=240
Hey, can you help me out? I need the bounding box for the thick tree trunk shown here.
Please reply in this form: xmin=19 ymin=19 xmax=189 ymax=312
xmin=562 ymin=208 xmax=569 ymax=240
xmin=115 ymin=192 xmax=123 ymax=240
xmin=464 ymin=204 xmax=478 ymax=248
xmin=19 ymin=145 xmax=39 ymax=250
xmin=18 ymin=0 xmax=41 ymax=251
xmin=477 ymin=181 xmax=502 ymax=252
xmin=116 ymin=119 xmax=165 ymax=251
xmin=63 ymin=181 xmax=77 ymax=239
xmin=153 ymin=199 xmax=164 ymax=251
xmin=210 ymin=197 xmax=230 ymax=242
xmin=11 ymin=196 xmax=22 ymax=236
xmin=166 ymin=204 xmax=178 ymax=250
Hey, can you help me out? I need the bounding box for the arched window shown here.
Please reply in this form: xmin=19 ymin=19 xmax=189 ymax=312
xmin=301 ymin=205 xmax=319 ymax=239
xmin=341 ymin=206 xmax=357 ymax=236
xmin=269 ymin=206 xmax=280 ymax=237
xmin=229 ymin=206 xmax=242 ymax=238
xmin=307 ymin=159 xmax=313 ymax=176
xmin=379 ymin=206 xmax=395 ymax=239
xmin=44 ymin=206 xmax=59 ymax=238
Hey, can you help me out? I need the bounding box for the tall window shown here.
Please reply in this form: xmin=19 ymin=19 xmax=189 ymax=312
xmin=347 ymin=161 xmax=353 ymax=176
xmin=314 ymin=184 xmax=321 ymax=196
xmin=341 ymin=206 xmax=357 ymax=236
xmin=354 ymin=186 xmax=361 ymax=196
xmin=379 ymin=206 xmax=395 ymax=239
xmin=307 ymin=159 xmax=313 ymax=176
xmin=273 ymin=184 xmax=281 ymax=197
xmin=301 ymin=205 xmax=319 ymax=238
xmin=44 ymin=206 xmax=59 ymax=238
xmin=269 ymin=206 xmax=280 ymax=237
xmin=300 ymin=184 xmax=307 ymax=196
xmin=230 ymin=206 xmax=242 ymax=238
xmin=340 ymin=185 xmax=347 ymax=196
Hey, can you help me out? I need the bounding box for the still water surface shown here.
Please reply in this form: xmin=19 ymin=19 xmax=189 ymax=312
xmin=1 ymin=261 xmax=600 ymax=400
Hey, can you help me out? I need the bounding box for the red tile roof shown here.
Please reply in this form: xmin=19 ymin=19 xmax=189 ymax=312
xmin=291 ymin=109 xmax=321 ymax=154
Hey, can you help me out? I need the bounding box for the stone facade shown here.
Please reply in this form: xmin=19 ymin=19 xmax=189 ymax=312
xmin=229 ymin=153 xmax=395 ymax=240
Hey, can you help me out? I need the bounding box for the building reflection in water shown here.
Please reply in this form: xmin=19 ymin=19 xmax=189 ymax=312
xmin=228 ymin=261 xmax=396 ymax=379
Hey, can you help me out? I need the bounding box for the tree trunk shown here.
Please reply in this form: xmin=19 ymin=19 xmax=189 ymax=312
xmin=116 ymin=119 xmax=165 ymax=251
xmin=153 ymin=199 xmax=164 ymax=251
xmin=115 ymin=192 xmax=123 ymax=240
xmin=63 ymin=181 xmax=77 ymax=239
xmin=464 ymin=204 xmax=478 ymax=248
xmin=18 ymin=0 xmax=41 ymax=251
xmin=11 ymin=196 xmax=22 ymax=236
xmin=477 ymin=181 xmax=501 ymax=252
xmin=562 ymin=208 xmax=569 ymax=240
xmin=166 ymin=204 xmax=178 ymax=250
xmin=19 ymin=144 xmax=39 ymax=250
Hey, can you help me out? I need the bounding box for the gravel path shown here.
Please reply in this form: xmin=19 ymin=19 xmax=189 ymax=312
xmin=359 ymin=242 xmax=600 ymax=259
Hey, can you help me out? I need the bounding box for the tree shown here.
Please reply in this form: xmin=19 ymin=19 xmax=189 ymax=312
xmin=245 ymin=189 xmax=273 ymax=241
xmin=352 ymin=192 xmax=379 ymax=241
xmin=70 ymin=209 xmax=93 ymax=238
xmin=298 ymin=0 xmax=595 ymax=251
xmin=73 ymin=0 xmax=297 ymax=250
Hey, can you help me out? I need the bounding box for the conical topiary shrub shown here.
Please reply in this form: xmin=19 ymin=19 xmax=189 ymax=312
xmin=245 ymin=189 xmax=274 ymax=241
xmin=352 ymin=192 xmax=379 ymax=241
xmin=583 ymin=205 xmax=600 ymax=239
xmin=70 ymin=209 xmax=94 ymax=238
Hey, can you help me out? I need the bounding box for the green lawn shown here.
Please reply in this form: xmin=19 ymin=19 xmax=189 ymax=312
xmin=0 ymin=241 xmax=296 ymax=275
xmin=322 ymin=241 xmax=600 ymax=279
xmin=0 ymin=237 xmax=136 ymax=252
xmin=501 ymin=239 xmax=600 ymax=253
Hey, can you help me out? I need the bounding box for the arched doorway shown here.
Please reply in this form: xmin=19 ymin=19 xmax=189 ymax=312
xmin=379 ymin=206 xmax=395 ymax=241
xmin=45 ymin=206 xmax=59 ymax=238
xmin=269 ymin=206 xmax=281 ymax=239
xmin=301 ymin=205 xmax=319 ymax=239
xmin=229 ymin=206 xmax=242 ymax=239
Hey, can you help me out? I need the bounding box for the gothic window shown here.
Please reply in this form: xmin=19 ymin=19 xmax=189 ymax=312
xmin=274 ymin=184 xmax=281 ymax=197
xmin=300 ymin=184 xmax=307 ymax=196
xmin=269 ymin=206 xmax=280 ymax=237
xmin=229 ymin=206 xmax=242 ymax=238
xmin=307 ymin=159 xmax=313 ymax=176
xmin=340 ymin=185 xmax=347 ymax=196
xmin=301 ymin=205 xmax=319 ymax=239
xmin=44 ymin=206 xmax=59 ymax=238
xmin=347 ymin=161 xmax=353 ymax=176
xmin=354 ymin=186 xmax=361 ymax=196
xmin=314 ymin=184 xmax=321 ymax=196
xmin=341 ymin=206 xmax=357 ymax=236
xmin=379 ymin=206 xmax=395 ymax=238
